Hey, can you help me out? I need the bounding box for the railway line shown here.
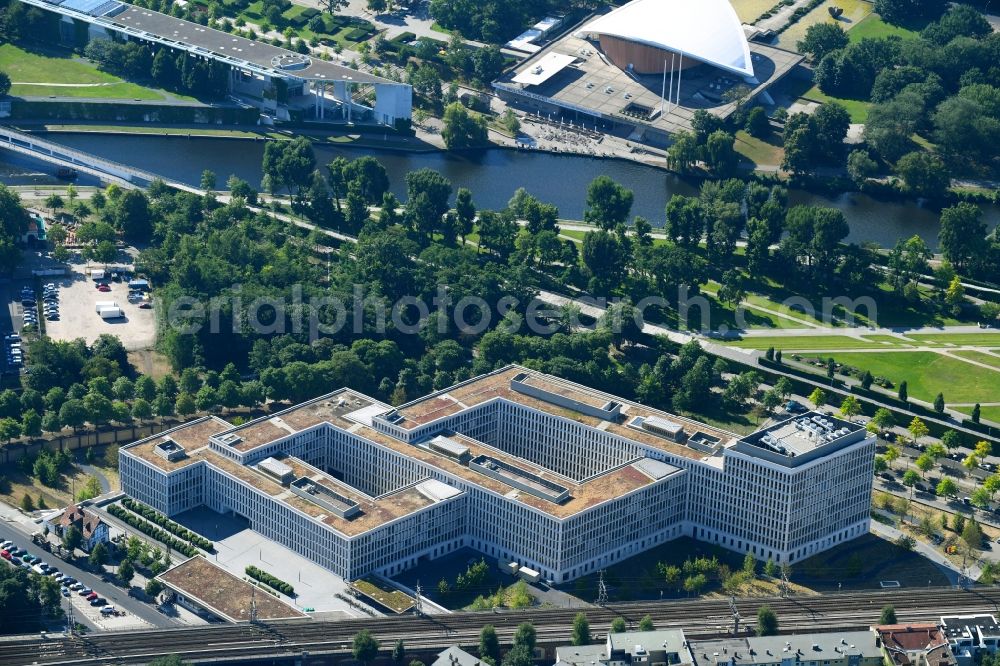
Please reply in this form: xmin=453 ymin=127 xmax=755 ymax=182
xmin=2 ymin=587 xmax=999 ymax=665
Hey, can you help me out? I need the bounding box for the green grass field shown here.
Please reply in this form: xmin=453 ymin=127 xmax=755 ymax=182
xmin=862 ymin=334 xmax=912 ymax=345
xmin=953 ymin=405 xmax=1000 ymax=424
xmin=906 ymin=333 xmax=1000 ymax=346
xmin=734 ymin=130 xmax=784 ymax=168
xmin=729 ymin=334 xmax=891 ymax=350
xmin=10 ymin=82 xmax=163 ymax=100
xmin=847 ymin=13 xmax=920 ymax=42
xmin=729 ymin=0 xmax=776 ymax=22
xmin=828 ymin=351 xmax=1000 ymax=404
xmin=802 ymin=85 xmax=871 ymax=122
xmin=951 ymin=350 xmax=1000 ymax=370
xmin=776 ymin=0 xmax=873 ymax=51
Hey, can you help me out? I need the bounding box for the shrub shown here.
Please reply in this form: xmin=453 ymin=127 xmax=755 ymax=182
xmin=246 ymin=565 xmax=296 ymax=596
xmin=120 ymin=498 xmax=213 ymax=551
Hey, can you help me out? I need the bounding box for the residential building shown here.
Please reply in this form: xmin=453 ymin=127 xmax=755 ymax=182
xmin=942 ymin=615 xmax=1000 ymax=665
xmin=692 ymin=631 xmax=883 ymax=666
xmin=120 ymin=365 xmax=875 ymax=583
xmin=433 ymin=646 xmax=484 ymax=666
xmin=557 ymin=629 xmax=694 ymax=666
xmin=46 ymin=503 xmax=109 ymax=552
xmin=876 ymin=624 xmax=957 ymax=666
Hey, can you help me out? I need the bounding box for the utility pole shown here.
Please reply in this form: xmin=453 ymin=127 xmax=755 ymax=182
xmin=596 ymin=570 xmax=608 ymax=606
xmin=779 ymin=566 xmax=789 ymax=598
xmin=728 ymin=595 xmax=740 ymax=635
xmin=249 ymin=586 xmax=258 ymax=625
xmin=414 ymin=580 xmax=424 ymax=616
xmin=65 ymin=589 xmax=75 ymax=636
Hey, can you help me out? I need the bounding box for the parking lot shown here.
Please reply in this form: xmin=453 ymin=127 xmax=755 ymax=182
xmin=45 ymin=262 xmax=155 ymax=350
xmin=174 ymin=507 xmax=357 ymax=618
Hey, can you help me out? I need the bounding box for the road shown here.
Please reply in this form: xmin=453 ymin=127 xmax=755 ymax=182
xmin=0 ymin=517 xmax=181 ymax=630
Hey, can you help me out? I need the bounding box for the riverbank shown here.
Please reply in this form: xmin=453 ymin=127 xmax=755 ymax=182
xmin=6 ymin=130 xmax=1000 ymax=249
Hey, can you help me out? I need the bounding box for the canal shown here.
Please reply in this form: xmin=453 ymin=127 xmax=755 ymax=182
xmin=4 ymin=133 xmax=999 ymax=249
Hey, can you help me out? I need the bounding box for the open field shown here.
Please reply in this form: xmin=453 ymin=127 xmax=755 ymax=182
xmin=776 ymin=0 xmax=873 ymax=51
xmin=728 ymin=334 xmax=891 ymax=350
xmin=730 ymin=0 xmax=776 ymax=22
xmin=953 ymin=405 xmax=1000 ymax=424
xmin=801 ymin=85 xmax=871 ymax=122
xmin=906 ymin=333 xmax=1000 ymax=347
xmin=827 ymin=351 xmax=1000 ymax=404
xmin=951 ymin=351 xmax=1000 ymax=370
xmin=847 ymin=13 xmax=920 ymax=42
xmin=11 ymin=83 xmax=164 ymax=100
xmin=734 ymin=130 xmax=784 ymax=168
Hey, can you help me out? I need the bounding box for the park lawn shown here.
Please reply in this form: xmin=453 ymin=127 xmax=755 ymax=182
xmin=847 ymin=13 xmax=920 ymax=42
xmin=0 ymin=43 xmax=123 ymax=85
xmin=729 ymin=0 xmax=776 ymax=23
xmin=560 ymin=229 xmax=587 ymax=243
xmin=953 ymin=404 xmax=1000 ymax=425
xmin=734 ymin=130 xmax=784 ymax=169
xmin=10 ymin=82 xmax=164 ymax=100
xmin=861 ymin=334 xmax=911 ymax=346
xmin=951 ymin=350 xmax=1000 ymax=370
xmin=801 ymin=85 xmax=870 ymax=122
xmin=776 ymin=0 xmax=873 ymax=51
xmin=727 ymin=334 xmax=888 ymax=350
xmin=905 ymin=332 xmax=1000 ymax=347
xmin=828 ymin=350 xmax=1000 ymax=404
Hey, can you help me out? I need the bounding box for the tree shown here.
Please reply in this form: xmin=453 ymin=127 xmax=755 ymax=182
xmin=584 ymin=176 xmax=633 ymax=230
xmin=352 ymin=629 xmax=380 ymax=666
xmin=442 ymin=102 xmax=488 ymax=150
xmin=962 ymin=517 xmax=983 ymax=549
xmin=896 ymin=152 xmax=949 ymax=200
xmin=847 ymin=150 xmax=878 ymax=185
xmin=175 ymin=392 xmax=196 ymax=417
xmin=513 ymin=622 xmax=536 ymax=652
xmin=20 ymin=494 xmax=34 ymax=512
xmin=501 ymin=645 xmax=534 ymax=666
xmin=808 ymin=387 xmax=826 ymax=408
xmin=0 ymin=71 xmax=10 ymax=97
xmin=874 ymin=456 xmax=888 ymax=474
xmin=916 ymin=454 xmax=934 ymax=478
xmin=933 ymin=393 xmax=945 ymax=413
xmin=638 ymin=615 xmax=655 ymax=631
xmin=839 ymin=395 xmax=861 ymax=420
xmin=756 ymin=605 xmax=778 ymax=636
xmin=117 ymin=558 xmax=135 ymax=587
xmin=480 ymin=625 xmax=501 ymax=664
xmin=148 ymin=656 xmax=190 ymax=666
xmin=89 ymin=542 xmax=109 ymax=568
xmin=21 ymin=409 xmax=41 ymax=439
xmin=936 ymin=477 xmax=958 ymax=498
xmin=908 ymin=417 xmax=929 ymax=443
xmin=742 ymin=552 xmax=757 ymax=578
xmin=668 ymin=131 xmax=700 ymax=173
xmin=610 ymin=617 xmax=627 ymax=633
xmin=902 ymin=469 xmax=920 ymax=494
xmin=797 ymin=22 xmax=848 ymax=60
xmin=62 ymin=525 xmax=83 ymax=552
xmin=972 ymin=403 xmax=981 ymax=423
xmin=145 ymin=578 xmax=164 ymax=598
xmin=745 ymin=107 xmax=770 ymax=138
xmin=898 ymin=381 xmax=908 ymax=403
xmin=0 ymin=417 xmax=20 ymax=443
xmin=571 ymin=612 xmax=591 ymax=646
xmin=939 ymin=203 xmax=987 ymax=272
xmin=200 ymin=170 xmax=217 ymax=192
xmin=111 ymin=189 xmax=153 ymax=241
xmin=392 ymin=640 xmax=406 ymax=665
xmin=704 ymin=130 xmax=739 ymax=177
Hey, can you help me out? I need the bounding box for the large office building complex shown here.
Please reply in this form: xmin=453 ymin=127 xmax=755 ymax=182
xmin=19 ymin=0 xmax=412 ymax=126
xmin=121 ymin=365 xmax=875 ymax=584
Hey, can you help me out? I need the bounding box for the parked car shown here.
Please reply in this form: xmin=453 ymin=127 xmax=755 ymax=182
xmin=69 ymin=582 xmax=84 ymax=591
xmin=97 ymin=284 xmax=111 ymax=293
xmin=138 ymin=302 xmax=152 ymax=309
xmin=61 ymin=588 xmax=71 ymax=598
xmin=78 ymin=587 xmax=92 ymax=596
xmin=86 ymin=592 xmax=98 ymax=601
xmin=91 ymin=597 xmax=107 ymax=606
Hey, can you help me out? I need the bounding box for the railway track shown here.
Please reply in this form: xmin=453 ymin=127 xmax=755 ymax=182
xmin=3 ymin=588 xmax=998 ymax=665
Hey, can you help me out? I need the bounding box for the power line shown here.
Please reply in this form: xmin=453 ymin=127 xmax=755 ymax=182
xmin=596 ymin=570 xmax=608 ymax=606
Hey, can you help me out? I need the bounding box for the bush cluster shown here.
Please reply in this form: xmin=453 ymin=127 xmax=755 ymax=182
xmin=121 ymin=498 xmax=214 ymax=551
xmin=245 ymin=565 xmax=295 ymax=596
xmin=108 ymin=504 xmax=198 ymax=557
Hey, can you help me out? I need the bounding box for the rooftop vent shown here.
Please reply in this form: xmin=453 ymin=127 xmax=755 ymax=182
xmin=153 ymin=437 xmax=186 ymax=462
xmin=271 ymin=53 xmax=311 ymax=71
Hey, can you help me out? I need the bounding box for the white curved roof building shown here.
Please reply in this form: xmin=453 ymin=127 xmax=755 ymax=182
xmin=578 ymin=0 xmax=755 ymax=78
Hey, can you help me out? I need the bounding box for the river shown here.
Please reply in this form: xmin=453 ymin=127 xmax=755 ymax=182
xmin=4 ymin=133 xmax=999 ymax=249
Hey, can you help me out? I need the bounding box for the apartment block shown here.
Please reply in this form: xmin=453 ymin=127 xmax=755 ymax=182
xmin=120 ymin=364 xmax=875 ymax=583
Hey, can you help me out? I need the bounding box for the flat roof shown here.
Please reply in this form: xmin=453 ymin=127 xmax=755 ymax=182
xmin=124 ymin=416 xmax=232 ymax=471
xmin=88 ymin=6 xmax=390 ymax=85
xmin=513 ymin=52 xmax=577 ymax=85
xmin=692 ymin=631 xmax=883 ymax=666
xmin=739 ymin=411 xmax=864 ymax=457
xmin=157 ymin=556 xmax=306 ymax=622
xmin=395 ymin=366 xmax=733 ymax=461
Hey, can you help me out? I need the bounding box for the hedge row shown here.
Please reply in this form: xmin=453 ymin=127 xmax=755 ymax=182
xmin=344 ymin=26 xmax=375 ymax=42
xmin=108 ymin=504 xmax=198 ymax=557
xmin=759 ymin=357 xmax=846 ymax=388
xmin=246 ymin=565 xmax=295 ymax=596
xmin=963 ymin=419 xmax=1000 ymax=437
xmin=121 ymin=498 xmax=214 ymax=551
